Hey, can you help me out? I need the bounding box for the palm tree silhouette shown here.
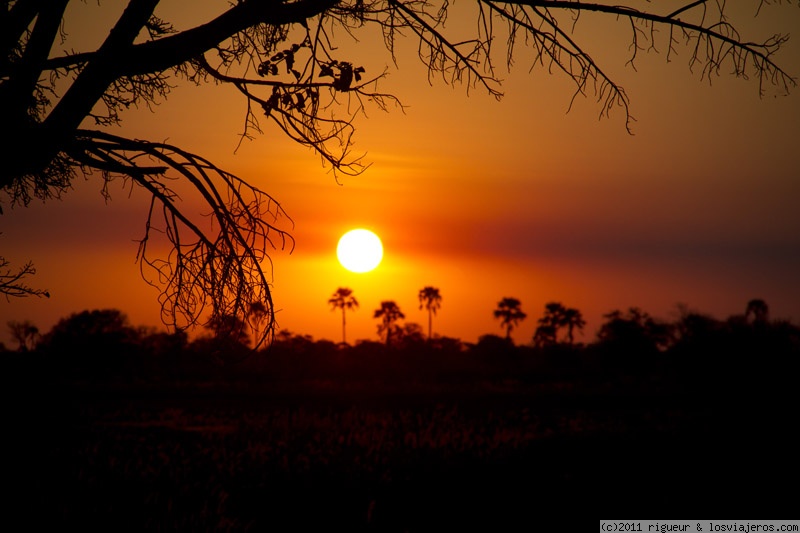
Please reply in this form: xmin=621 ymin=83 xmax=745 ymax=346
xmin=562 ymin=307 xmax=586 ymax=345
xmin=745 ymin=298 xmax=769 ymax=325
xmin=374 ymin=300 xmax=405 ymax=346
xmin=534 ymin=302 xmax=563 ymax=347
xmin=533 ymin=302 xmax=585 ymax=346
xmin=418 ymin=286 xmax=442 ymax=340
xmin=493 ymin=297 xmax=526 ymax=341
xmin=328 ymin=287 xmax=359 ymax=344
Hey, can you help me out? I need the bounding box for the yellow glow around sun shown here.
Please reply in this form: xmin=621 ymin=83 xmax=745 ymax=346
xmin=337 ymin=229 xmax=383 ymax=273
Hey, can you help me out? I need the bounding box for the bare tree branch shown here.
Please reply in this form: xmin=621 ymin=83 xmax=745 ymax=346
xmin=0 ymin=256 xmax=50 ymax=300
xmin=67 ymin=129 xmax=294 ymax=348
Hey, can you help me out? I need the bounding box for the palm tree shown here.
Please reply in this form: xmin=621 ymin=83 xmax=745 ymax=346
xmin=374 ymin=300 xmax=405 ymax=346
xmin=328 ymin=287 xmax=359 ymax=344
xmin=493 ymin=297 xmax=526 ymax=341
xmin=745 ymin=298 xmax=769 ymax=325
xmin=418 ymin=286 xmax=442 ymax=340
xmin=534 ymin=302 xmax=564 ymax=347
xmin=561 ymin=307 xmax=586 ymax=345
xmin=533 ymin=302 xmax=585 ymax=346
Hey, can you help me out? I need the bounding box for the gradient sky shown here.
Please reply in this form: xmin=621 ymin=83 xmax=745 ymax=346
xmin=2 ymin=2 xmax=799 ymax=346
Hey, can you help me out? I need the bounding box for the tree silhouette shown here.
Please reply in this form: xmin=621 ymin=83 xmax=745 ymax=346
xmin=2 ymin=2 xmax=795 ymax=345
xmin=745 ymin=298 xmax=770 ymax=325
xmin=39 ymin=309 xmax=142 ymax=376
xmin=534 ymin=302 xmax=585 ymax=346
xmin=374 ymin=300 xmax=405 ymax=347
xmin=494 ymin=297 xmax=526 ymax=341
xmin=418 ymin=286 xmax=442 ymax=340
xmin=562 ymin=307 xmax=586 ymax=345
xmin=205 ymin=314 xmax=252 ymax=347
xmin=7 ymin=319 xmax=39 ymax=351
xmin=329 ymin=287 xmax=359 ymax=344
xmin=534 ymin=302 xmax=562 ymax=347
xmin=596 ymin=307 xmax=673 ymax=358
xmin=41 ymin=308 xmax=138 ymax=348
xmin=532 ymin=323 xmax=557 ymax=348
xmin=195 ymin=312 xmax=253 ymax=366
xmin=672 ymin=304 xmax=725 ymax=356
xmin=397 ymin=322 xmax=426 ymax=350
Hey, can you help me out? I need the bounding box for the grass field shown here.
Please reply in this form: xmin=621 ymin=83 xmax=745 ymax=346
xmin=4 ymin=375 xmax=796 ymax=530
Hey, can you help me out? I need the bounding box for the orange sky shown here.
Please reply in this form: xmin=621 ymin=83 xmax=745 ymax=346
xmin=2 ymin=2 xmax=799 ymax=346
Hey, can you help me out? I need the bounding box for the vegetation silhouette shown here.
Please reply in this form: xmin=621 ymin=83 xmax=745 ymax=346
xmin=4 ymin=298 xmax=800 ymax=525
xmin=194 ymin=313 xmax=253 ymax=366
xmin=533 ymin=301 xmax=586 ymax=347
xmin=7 ymin=319 xmax=39 ymax=352
xmin=745 ymin=297 xmax=770 ymax=325
xmin=2 ymin=2 xmax=796 ymax=343
xmin=493 ymin=297 xmax=527 ymax=341
xmin=12 ymin=298 xmax=799 ymax=385
xmin=37 ymin=308 xmax=143 ymax=379
xmin=328 ymin=287 xmax=359 ymax=344
xmin=373 ymin=300 xmax=405 ymax=347
xmin=417 ymin=286 xmax=442 ymax=340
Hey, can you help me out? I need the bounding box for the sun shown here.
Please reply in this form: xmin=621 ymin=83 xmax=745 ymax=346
xmin=337 ymin=229 xmax=383 ymax=273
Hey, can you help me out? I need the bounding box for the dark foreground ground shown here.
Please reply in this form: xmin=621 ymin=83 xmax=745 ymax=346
xmin=3 ymin=376 xmax=797 ymax=530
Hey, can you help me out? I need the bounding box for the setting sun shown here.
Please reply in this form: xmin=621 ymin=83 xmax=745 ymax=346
xmin=337 ymin=229 xmax=384 ymax=273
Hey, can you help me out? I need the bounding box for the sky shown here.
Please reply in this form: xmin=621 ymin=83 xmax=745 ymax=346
xmin=2 ymin=1 xmax=799 ymax=347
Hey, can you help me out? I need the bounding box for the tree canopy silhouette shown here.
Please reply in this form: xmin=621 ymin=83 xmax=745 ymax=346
xmin=7 ymin=319 xmax=39 ymax=351
xmin=745 ymin=298 xmax=770 ymax=325
xmin=494 ymin=297 xmax=526 ymax=341
xmin=533 ymin=302 xmax=585 ymax=347
xmin=418 ymin=286 xmax=442 ymax=340
xmin=2 ymin=1 xmax=796 ymax=345
xmin=329 ymin=287 xmax=358 ymax=344
xmin=374 ymin=300 xmax=405 ymax=346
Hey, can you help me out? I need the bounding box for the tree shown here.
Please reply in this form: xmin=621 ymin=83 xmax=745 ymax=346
xmin=532 ymin=322 xmax=557 ymax=348
xmin=745 ymin=298 xmax=770 ymax=325
xmin=196 ymin=312 xmax=252 ymax=364
xmin=397 ymin=322 xmax=426 ymax=350
xmin=494 ymin=297 xmax=526 ymax=341
xmin=39 ymin=308 xmax=142 ymax=375
xmin=2 ymin=2 xmax=795 ymax=345
xmin=595 ymin=307 xmax=673 ymax=356
xmin=7 ymin=319 xmax=39 ymax=351
xmin=418 ymin=286 xmax=442 ymax=340
xmin=374 ymin=300 xmax=405 ymax=346
xmin=205 ymin=313 xmax=252 ymax=347
xmin=533 ymin=302 xmax=562 ymax=347
xmin=672 ymin=303 xmax=725 ymax=355
xmin=328 ymin=287 xmax=358 ymax=344
xmin=533 ymin=302 xmax=585 ymax=346
xmin=561 ymin=307 xmax=586 ymax=345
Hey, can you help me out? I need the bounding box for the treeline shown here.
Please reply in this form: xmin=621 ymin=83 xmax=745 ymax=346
xmin=4 ymin=302 xmax=800 ymax=397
